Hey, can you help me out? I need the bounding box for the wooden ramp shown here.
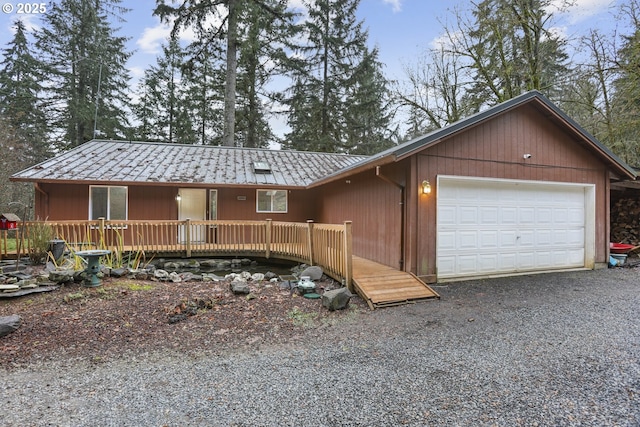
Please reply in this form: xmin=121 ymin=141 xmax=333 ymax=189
xmin=352 ymin=256 xmax=440 ymax=309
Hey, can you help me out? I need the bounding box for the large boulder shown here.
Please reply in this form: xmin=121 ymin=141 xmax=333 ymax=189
xmin=322 ymin=287 xmax=352 ymax=311
xmin=48 ymin=270 xmax=75 ymax=284
xmin=0 ymin=315 xmax=21 ymax=337
xmin=300 ymin=265 xmax=323 ymax=281
xmin=230 ymin=281 xmax=251 ymax=295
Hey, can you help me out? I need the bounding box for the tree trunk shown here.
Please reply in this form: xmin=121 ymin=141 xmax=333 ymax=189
xmin=222 ymin=0 xmax=238 ymax=147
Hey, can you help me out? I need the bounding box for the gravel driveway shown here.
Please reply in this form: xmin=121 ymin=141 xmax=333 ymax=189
xmin=2 ymin=267 xmax=639 ymax=426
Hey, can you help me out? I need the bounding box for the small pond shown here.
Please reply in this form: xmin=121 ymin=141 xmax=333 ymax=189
xmin=150 ymin=257 xmax=300 ymax=277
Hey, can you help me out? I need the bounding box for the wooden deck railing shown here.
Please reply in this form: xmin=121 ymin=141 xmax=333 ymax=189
xmin=1 ymin=219 xmax=353 ymax=289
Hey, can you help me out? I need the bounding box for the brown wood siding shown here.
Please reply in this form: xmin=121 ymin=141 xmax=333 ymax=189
xmin=216 ymin=188 xmax=317 ymax=222
xmin=410 ymin=105 xmax=610 ymax=278
xmin=34 ymin=184 xmax=316 ymax=223
xmin=37 ymin=183 xmax=88 ymax=220
xmin=316 ymin=167 xmax=404 ymax=269
xmin=129 ymin=186 xmax=177 ymax=220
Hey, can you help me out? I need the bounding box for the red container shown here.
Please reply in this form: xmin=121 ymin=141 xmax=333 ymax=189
xmin=610 ymin=242 xmax=638 ymax=254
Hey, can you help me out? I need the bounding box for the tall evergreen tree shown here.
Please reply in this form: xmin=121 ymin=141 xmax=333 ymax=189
xmin=181 ymin=46 xmax=225 ymax=145
xmin=154 ymin=0 xmax=289 ymax=146
xmin=132 ymin=36 xmax=196 ymax=143
xmin=283 ymin=0 xmax=391 ymax=154
xmin=0 ymin=20 xmax=49 ymax=162
xmin=445 ymin=0 xmax=570 ymax=109
xmin=36 ymin=0 xmax=132 ymax=149
xmin=235 ymin=0 xmax=294 ymax=148
xmin=343 ymin=47 xmax=396 ymax=154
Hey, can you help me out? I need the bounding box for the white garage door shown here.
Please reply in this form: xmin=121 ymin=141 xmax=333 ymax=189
xmin=436 ymin=176 xmax=594 ymax=280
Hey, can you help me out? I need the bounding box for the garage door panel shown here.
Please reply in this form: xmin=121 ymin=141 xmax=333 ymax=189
xmin=459 ymin=207 xmax=479 ymax=224
xmin=437 ymin=256 xmax=456 ymax=276
xmin=479 ymin=255 xmax=498 ymax=272
xmin=438 ymin=206 xmax=457 ymax=225
xmin=519 ymin=230 xmax=536 ymax=247
xmin=501 ymin=207 xmax=518 ymax=224
xmin=566 ymin=229 xmax=585 ymax=245
xmin=519 ymin=207 xmax=536 ymax=224
xmin=535 ymin=229 xmax=553 ymax=246
xmin=438 ymin=231 xmax=456 ymax=250
xmin=437 ymin=177 xmax=588 ymax=279
xmin=500 ymin=230 xmax=518 ymax=248
xmin=538 ymin=208 xmax=553 ymax=223
xmin=480 ymin=231 xmax=498 ymax=248
xmin=568 ymin=208 xmax=584 ymax=224
xmin=480 ymin=207 xmax=499 ymax=224
xmin=458 ymin=231 xmax=478 ymax=249
xmin=458 ymin=255 xmax=478 ymax=273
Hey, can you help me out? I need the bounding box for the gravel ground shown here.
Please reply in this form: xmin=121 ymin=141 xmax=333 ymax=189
xmin=1 ymin=267 xmax=639 ymax=426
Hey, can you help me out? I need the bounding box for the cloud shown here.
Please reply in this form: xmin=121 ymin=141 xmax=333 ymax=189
xmin=383 ymin=0 xmax=402 ymax=13
xmin=137 ymin=20 xmax=172 ymax=54
xmin=136 ymin=17 xmax=201 ymax=55
xmin=551 ymin=0 xmax=613 ymax=24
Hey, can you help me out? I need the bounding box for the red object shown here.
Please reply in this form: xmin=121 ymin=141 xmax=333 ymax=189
xmin=610 ymin=242 xmax=638 ymax=254
xmin=0 ymin=220 xmax=16 ymax=230
xmin=0 ymin=214 xmax=20 ymax=230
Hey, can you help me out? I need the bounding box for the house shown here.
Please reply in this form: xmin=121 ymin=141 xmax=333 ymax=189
xmin=12 ymin=91 xmax=636 ymax=283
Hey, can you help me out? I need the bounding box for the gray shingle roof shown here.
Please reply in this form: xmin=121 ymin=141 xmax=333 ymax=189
xmin=11 ymin=140 xmax=369 ymax=188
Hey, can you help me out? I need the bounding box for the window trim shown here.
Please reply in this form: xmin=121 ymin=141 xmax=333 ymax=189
xmin=256 ymin=189 xmax=288 ymax=213
xmin=89 ymin=185 xmax=128 ymax=221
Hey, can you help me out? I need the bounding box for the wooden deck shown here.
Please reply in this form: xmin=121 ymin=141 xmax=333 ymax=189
xmin=352 ymin=256 xmax=440 ymax=309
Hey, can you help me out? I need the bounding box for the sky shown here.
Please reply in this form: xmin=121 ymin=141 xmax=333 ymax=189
xmin=0 ymin=0 xmax=626 ymax=137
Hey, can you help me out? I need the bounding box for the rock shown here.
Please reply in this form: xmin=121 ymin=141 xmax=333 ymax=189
xmin=202 ymin=273 xmax=225 ymax=282
xmin=168 ymin=314 xmax=188 ymax=324
xmin=230 ymin=281 xmax=250 ymax=294
xmin=251 ymin=273 xmax=265 ymax=282
xmin=48 ymin=270 xmax=75 ymax=284
xmin=179 ymin=272 xmax=202 ymax=282
xmin=169 ymin=272 xmax=182 ymax=283
xmin=300 ymin=266 xmax=323 ymax=281
xmin=322 ymin=287 xmax=353 ymax=311
xmin=185 ymin=260 xmax=200 ymax=269
xmin=0 ymin=314 xmax=21 ymax=337
xmin=154 ymin=269 xmax=170 ymax=280
xmin=111 ymin=268 xmax=128 ymax=278
xmin=264 ymin=271 xmax=277 ymax=280
xmin=128 ymin=269 xmax=149 ymax=281
xmin=279 ymin=281 xmax=292 ymax=290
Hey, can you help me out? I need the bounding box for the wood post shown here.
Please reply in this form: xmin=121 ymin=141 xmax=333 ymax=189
xmin=265 ymin=219 xmax=272 ymax=259
xmin=185 ymin=218 xmax=192 ymax=258
xmin=99 ymin=217 xmax=106 ymax=249
xmin=307 ymin=220 xmax=314 ymax=265
xmin=344 ymin=221 xmax=353 ymax=292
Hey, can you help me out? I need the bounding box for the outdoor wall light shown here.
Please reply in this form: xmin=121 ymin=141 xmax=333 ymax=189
xmin=421 ymin=180 xmax=431 ymax=195
xmin=176 ymin=194 xmax=182 ymax=202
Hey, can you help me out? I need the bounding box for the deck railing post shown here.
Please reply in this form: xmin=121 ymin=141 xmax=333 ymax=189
xmin=307 ymin=220 xmax=314 ymax=265
xmin=344 ymin=221 xmax=353 ymax=292
xmin=265 ymin=219 xmax=272 ymax=259
xmin=185 ymin=218 xmax=192 ymax=258
xmin=99 ymin=217 xmax=106 ymax=249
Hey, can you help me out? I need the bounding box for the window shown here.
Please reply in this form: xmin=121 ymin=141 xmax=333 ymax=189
xmin=89 ymin=186 xmax=128 ymax=220
xmin=256 ymin=189 xmax=287 ymax=213
xmin=209 ymin=189 xmax=218 ymax=220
